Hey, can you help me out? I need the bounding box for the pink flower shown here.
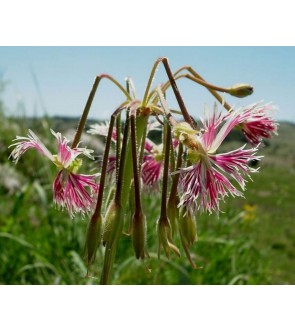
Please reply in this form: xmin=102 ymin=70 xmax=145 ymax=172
xmin=9 ymin=129 xmax=99 ymax=217
xmin=141 ymin=138 xmax=163 ymax=187
xmin=176 ymin=109 xmax=262 ymax=213
xmin=237 ymin=102 xmax=278 ymax=145
xmin=107 ymin=155 xmax=117 ymax=175
xmin=88 ymin=120 xmax=166 ymax=186
xmin=87 ymin=121 xmax=118 ymax=142
xmin=141 ymin=154 xmax=163 ymax=186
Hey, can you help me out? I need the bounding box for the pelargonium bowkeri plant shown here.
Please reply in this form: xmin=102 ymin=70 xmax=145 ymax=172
xmin=9 ymin=57 xmax=278 ymax=284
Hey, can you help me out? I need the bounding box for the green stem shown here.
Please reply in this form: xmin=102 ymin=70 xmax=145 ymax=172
xmin=115 ymin=112 xmax=121 ymax=179
xmin=130 ymin=115 xmax=142 ymax=213
xmin=138 ymin=123 xmax=148 ymax=173
xmin=184 ymin=66 xmax=232 ymax=112
xmin=100 ymin=112 xmax=130 ymax=285
xmin=91 ymin=112 xmax=116 ymax=220
xmin=121 ymin=115 xmax=148 ymax=207
xmin=100 ymin=112 xmax=148 ymax=284
xmin=126 ymin=77 xmax=137 ymax=99
xmin=169 ymin=135 xmax=176 ymax=172
xmin=71 ymin=75 xmax=131 ymax=148
xmin=160 ymin=122 xmax=171 ymax=219
xmin=84 ymin=106 xmax=124 ymax=270
xmin=142 ymin=58 xmax=163 ymax=106
xmin=149 ymin=65 xmax=232 ymax=112
xmin=102 ymin=74 xmax=132 ymax=101
xmin=176 ymin=73 xmax=232 ymax=111
xmin=169 ymin=143 xmax=183 ymax=203
xmin=71 ymin=76 xmax=101 ymax=148
xmin=114 ymin=112 xmax=130 ymax=205
xmin=167 ymin=143 xmax=183 ymax=236
xmin=176 ymin=73 xmax=229 ymax=93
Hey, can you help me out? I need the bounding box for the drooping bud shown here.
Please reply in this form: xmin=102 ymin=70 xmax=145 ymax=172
xmin=132 ymin=210 xmax=147 ymax=259
xmin=157 ymin=216 xmax=180 ymax=259
xmin=83 ymin=213 xmax=104 ymax=266
xmin=228 ymin=84 xmax=254 ymax=98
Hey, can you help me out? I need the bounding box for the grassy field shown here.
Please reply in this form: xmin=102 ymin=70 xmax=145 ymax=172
xmin=0 ymin=106 xmax=294 ymax=285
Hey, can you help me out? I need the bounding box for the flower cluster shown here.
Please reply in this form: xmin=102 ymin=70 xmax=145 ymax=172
xmin=9 ymin=58 xmax=278 ymax=284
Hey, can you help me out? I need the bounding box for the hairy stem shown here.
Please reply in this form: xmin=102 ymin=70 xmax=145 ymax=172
xmin=115 ymin=112 xmax=121 ymax=178
xmin=160 ymin=122 xmax=171 ymax=219
xmin=169 ymin=143 xmax=183 ymax=202
xmin=114 ymin=112 xmax=130 ymax=205
xmin=130 ymin=115 xmax=142 ymax=213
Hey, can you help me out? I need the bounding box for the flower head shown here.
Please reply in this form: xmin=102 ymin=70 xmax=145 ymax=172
xmin=237 ymin=102 xmax=278 ymax=145
xmin=9 ymin=129 xmax=99 ymax=217
xmin=141 ymin=137 xmax=179 ymax=187
xmin=175 ymin=108 xmax=262 ymax=213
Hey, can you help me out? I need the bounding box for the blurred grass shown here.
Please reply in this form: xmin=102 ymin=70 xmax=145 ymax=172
xmin=1 ymin=101 xmax=295 ymax=284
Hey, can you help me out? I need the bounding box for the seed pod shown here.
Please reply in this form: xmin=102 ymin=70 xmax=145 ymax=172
xmin=167 ymin=199 xmax=178 ymax=237
xmin=157 ymin=216 xmax=180 ymax=259
xmin=179 ymin=208 xmax=198 ymax=247
xmin=132 ymin=210 xmax=147 ymax=259
xmin=83 ymin=214 xmax=104 ymax=266
xmin=102 ymin=200 xmax=118 ymax=246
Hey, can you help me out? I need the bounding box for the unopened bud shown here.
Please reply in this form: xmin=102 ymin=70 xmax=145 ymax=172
xmin=83 ymin=214 xmax=104 ymax=266
xmin=228 ymin=84 xmax=254 ymax=98
xmin=179 ymin=208 xmax=198 ymax=247
xmin=167 ymin=198 xmax=179 ymax=237
xmin=157 ymin=216 xmax=180 ymax=259
xmin=102 ymin=200 xmax=118 ymax=246
xmin=178 ymin=208 xmax=198 ymax=268
xmin=132 ymin=210 xmax=147 ymax=259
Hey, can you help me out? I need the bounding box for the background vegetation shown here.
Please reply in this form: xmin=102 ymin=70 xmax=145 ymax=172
xmin=1 ymin=90 xmax=294 ymax=285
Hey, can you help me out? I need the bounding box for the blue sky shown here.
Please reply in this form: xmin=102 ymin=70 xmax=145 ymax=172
xmin=0 ymin=47 xmax=294 ymax=122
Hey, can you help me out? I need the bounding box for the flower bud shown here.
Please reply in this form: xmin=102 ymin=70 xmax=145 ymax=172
xmin=83 ymin=214 xmax=104 ymax=266
xmin=157 ymin=216 xmax=180 ymax=259
xmin=102 ymin=200 xmax=119 ymax=246
xmin=167 ymin=198 xmax=179 ymax=237
xmin=228 ymin=84 xmax=254 ymax=98
xmin=179 ymin=208 xmax=198 ymax=247
xmin=132 ymin=210 xmax=147 ymax=259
